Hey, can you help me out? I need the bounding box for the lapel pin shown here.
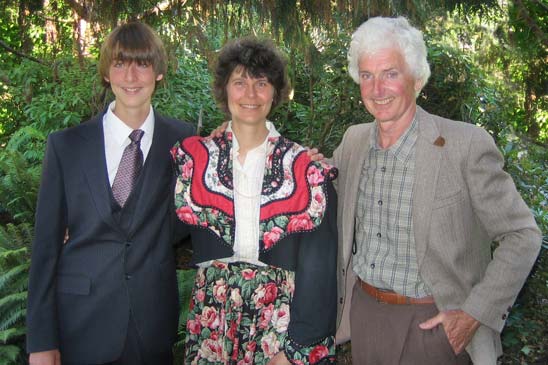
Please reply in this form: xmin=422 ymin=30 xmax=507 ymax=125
xmin=434 ymin=136 xmax=445 ymax=147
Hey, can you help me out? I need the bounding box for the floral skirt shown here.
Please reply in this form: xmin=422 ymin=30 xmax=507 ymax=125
xmin=183 ymin=261 xmax=334 ymax=365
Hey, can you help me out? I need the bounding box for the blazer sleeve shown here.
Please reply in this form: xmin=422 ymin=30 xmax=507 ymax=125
xmin=460 ymin=127 xmax=541 ymax=332
xmin=26 ymin=134 xmax=67 ymax=352
xmin=283 ymin=182 xmax=338 ymax=364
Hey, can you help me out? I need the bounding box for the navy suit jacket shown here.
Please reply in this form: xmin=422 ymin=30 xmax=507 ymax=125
xmin=26 ymin=111 xmax=194 ymax=363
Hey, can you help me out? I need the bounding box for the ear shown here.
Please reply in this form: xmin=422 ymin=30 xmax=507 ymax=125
xmin=104 ymin=76 xmax=110 ymax=83
xmin=414 ymin=79 xmax=422 ymax=92
xmin=156 ymin=74 xmax=164 ymax=81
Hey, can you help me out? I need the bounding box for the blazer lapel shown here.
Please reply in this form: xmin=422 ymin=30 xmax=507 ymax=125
xmin=128 ymin=114 xmax=173 ymax=236
xmin=412 ymin=107 xmax=443 ymax=265
xmin=78 ymin=114 xmax=122 ymax=233
xmin=342 ymin=125 xmax=373 ymax=265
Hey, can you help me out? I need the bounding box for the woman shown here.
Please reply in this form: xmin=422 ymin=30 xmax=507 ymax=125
xmin=172 ymin=37 xmax=337 ymax=365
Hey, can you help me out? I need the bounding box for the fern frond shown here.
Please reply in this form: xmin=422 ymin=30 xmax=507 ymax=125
xmin=0 ymin=344 xmax=22 ymax=363
xmin=0 ymin=327 xmax=26 ymax=343
xmin=0 ymin=305 xmax=27 ymax=332
xmin=0 ymin=223 xmax=33 ymax=251
xmin=0 ymin=150 xmax=41 ymax=224
xmin=0 ymin=263 xmax=29 ymax=292
xmin=0 ymin=292 xmax=27 ymax=310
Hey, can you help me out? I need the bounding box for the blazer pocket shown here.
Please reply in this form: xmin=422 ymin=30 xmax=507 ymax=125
xmin=57 ymin=274 xmax=91 ymax=295
xmin=432 ymin=189 xmax=463 ymax=209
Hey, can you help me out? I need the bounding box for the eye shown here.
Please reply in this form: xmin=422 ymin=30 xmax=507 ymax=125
xmin=386 ymin=71 xmax=398 ymax=79
xmin=113 ymin=60 xmax=124 ymax=68
xmin=137 ymin=60 xmax=150 ymax=68
xmin=359 ymin=72 xmax=372 ymax=81
xmin=257 ymin=80 xmax=269 ymax=88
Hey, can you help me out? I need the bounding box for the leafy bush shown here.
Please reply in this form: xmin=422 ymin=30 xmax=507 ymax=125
xmin=173 ymin=268 xmax=197 ymax=364
xmin=0 ymin=223 xmax=33 ymax=365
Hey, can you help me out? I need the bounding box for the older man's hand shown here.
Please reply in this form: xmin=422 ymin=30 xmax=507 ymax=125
xmin=419 ymin=309 xmax=480 ymax=354
xmin=209 ymin=122 xmax=228 ymax=138
xmin=306 ymin=147 xmax=324 ymax=161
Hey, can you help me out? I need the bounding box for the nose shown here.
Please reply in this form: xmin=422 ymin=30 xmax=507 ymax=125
xmin=245 ymin=84 xmax=257 ymax=98
xmin=124 ymin=63 xmax=138 ymax=82
xmin=372 ymin=78 xmax=383 ymax=96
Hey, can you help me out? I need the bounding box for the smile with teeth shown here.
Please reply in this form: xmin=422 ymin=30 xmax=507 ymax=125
xmin=240 ymin=104 xmax=260 ymax=109
xmin=373 ymin=97 xmax=394 ymax=105
xmin=123 ymin=87 xmax=140 ymax=92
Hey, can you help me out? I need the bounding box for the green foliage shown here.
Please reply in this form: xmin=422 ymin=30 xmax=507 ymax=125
xmin=0 ymin=149 xmax=42 ymax=225
xmin=173 ymin=269 xmax=197 ymax=364
xmin=497 ymin=133 xmax=548 ymax=363
xmin=0 ymin=223 xmax=33 ymax=365
xmin=0 ymin=1 xmax=546 ymax=364
xmin=271 ymin=38 xmax=370 ymax=156
xmin=153 ymin=50 xmax=222 ymax=134
xmin=0 ymin=58 xmax=104 ymax=143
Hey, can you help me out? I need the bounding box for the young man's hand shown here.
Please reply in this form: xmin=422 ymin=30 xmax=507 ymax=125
xmin=29 ymin=350 xmax=61 ymax=365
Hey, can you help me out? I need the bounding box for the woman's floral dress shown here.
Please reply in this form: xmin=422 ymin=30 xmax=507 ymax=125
xmin=172 ymin=131 xmax=338 ymax=365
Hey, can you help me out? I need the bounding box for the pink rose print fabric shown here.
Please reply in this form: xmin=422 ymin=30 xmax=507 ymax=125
xmin=184 ymin=262 xmax=335 ymax=364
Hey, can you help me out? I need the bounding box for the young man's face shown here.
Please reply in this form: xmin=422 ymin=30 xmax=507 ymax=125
xmin=105 ymin=59 xmax=163 ymax=121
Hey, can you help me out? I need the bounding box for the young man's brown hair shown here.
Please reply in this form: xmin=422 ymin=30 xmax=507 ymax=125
xmin=98 ymin=22 xmax=167 ymax=88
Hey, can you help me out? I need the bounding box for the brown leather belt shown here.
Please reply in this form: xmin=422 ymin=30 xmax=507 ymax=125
xmin=359 ymin=279 xmax=435 ymax=305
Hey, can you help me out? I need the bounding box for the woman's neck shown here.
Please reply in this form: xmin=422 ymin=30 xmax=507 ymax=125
xmin=231 ymin=121 xmax=269 ymax=164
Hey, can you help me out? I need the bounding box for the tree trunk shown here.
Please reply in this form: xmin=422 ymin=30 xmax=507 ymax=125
xmin=18 ymin=0 xmax=33 ymax=53
xmin=72 ymin=10 xmax=85 ymax=68
xmin=44 ymin=0 xmax=59 ymax=56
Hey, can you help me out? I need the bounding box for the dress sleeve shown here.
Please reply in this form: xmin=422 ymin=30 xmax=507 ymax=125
xmin=283 ymin=181 xmax=338 ymax=364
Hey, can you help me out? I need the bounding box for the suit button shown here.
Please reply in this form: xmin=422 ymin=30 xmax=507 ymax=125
xmin=339 ymin=297 xmax=343 ymax=304
xmin=376 ymin=232 xmax=382 ymax=238
xmin=370 ymin=263 xmax=375 ymax=269
xmin=502 ymin=314 xmax=507 ymax=320
xmin=125 ymin=241 xmax=132 ymax=248
xmin=342 ymin=269 xmax=345 ymax=275
xmin=125 ymin=274 xmax=132 ymax=280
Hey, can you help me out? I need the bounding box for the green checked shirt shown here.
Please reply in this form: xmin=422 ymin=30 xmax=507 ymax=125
xmin=353 ymin=117 xmax=431 ymax=298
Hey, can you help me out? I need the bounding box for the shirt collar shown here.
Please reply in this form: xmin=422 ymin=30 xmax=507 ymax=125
xmin=371 ymin=115 xmax=418 ymax=163
xmin=104 ymin=101 xmax=155 ymax=146
xmin=227 ymin=120 xmax=280 ymax=155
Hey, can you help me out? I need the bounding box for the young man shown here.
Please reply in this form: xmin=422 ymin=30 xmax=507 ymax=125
xmin=26 ymin=22 xmax=194 ymax=365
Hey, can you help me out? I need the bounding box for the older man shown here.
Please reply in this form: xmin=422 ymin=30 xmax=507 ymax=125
xmin=334 ymin=16 xmax=541 ymax=364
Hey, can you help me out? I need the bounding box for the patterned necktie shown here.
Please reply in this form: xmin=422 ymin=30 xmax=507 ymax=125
xmin=112 ymin=129 xmax=144 ymax=207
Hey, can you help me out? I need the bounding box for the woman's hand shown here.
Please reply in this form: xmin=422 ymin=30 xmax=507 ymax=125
xmin=267 ymin=351 xmax=291 ymax=365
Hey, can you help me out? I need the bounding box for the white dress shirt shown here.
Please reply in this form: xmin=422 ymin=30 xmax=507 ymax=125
xmin=199 ymin=121 xmax=280 ymax=267
xmin=102 ymin=101 xmax=154 ymax=186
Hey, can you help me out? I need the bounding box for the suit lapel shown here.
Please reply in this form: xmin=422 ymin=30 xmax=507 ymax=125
xmin=412 ymin=107 xmax=443 ymax=265
xmin=128 ymin=114 xmax=173 ymax=236
xmin=78 ymin=114 xmax=122 ymax=233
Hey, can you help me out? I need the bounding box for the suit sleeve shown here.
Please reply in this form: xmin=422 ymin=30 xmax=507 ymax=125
xmin=283 ymin=182 xmax=338 ymax=364
xmin=460 ymin=127 xmax=541 ymax=332
xmin=26 ymin=135 xmax=67 ymax=352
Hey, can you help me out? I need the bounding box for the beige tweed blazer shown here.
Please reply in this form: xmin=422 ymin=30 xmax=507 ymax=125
xmin=333 ymin=106 xmax=541 ymax=364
